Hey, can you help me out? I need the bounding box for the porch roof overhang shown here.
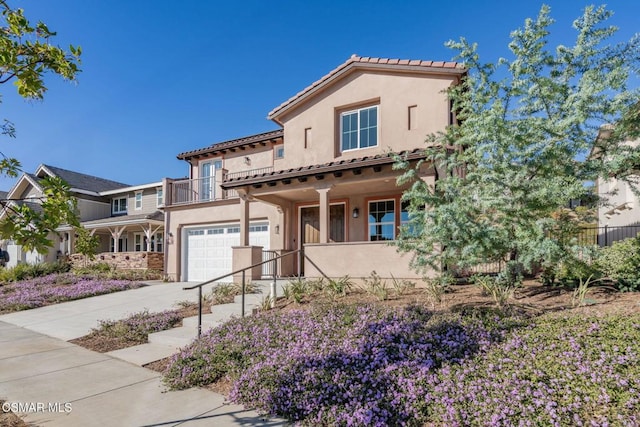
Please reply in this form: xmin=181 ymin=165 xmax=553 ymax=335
xmin=177 ymin=129 xmax=284 ymax=162
xmin=221 ymin=148 xmax=428 ymax=190
xmin=79 ymin=211 xmax=165 ymax=230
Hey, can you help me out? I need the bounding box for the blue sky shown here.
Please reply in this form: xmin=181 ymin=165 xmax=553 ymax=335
xmin=2 ymin=0 xmax=639 ymax=190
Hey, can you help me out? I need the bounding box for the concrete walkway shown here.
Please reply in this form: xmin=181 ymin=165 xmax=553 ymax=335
xmin=0 ymin=281 xmax=286 ymax=426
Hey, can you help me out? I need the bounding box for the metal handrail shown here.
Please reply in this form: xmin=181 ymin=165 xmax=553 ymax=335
xmin=184 ymin=248 xmax=303 ymax=338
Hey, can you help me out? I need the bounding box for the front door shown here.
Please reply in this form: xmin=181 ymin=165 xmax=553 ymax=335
xmin=300 ymin=204 xmax=345 ymax=246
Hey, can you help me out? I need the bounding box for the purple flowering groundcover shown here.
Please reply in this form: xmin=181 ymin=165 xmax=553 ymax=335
xmin=0 ymin=273 xmax=143 ymax=312
xmin=163 ymin=304 xmax=640 ymax=426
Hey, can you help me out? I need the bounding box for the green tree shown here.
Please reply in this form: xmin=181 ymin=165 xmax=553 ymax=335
xmin=395 ymin=5 xmax=640 ymax=282
xmin=73 ymin=226 xmax=99 ymax=267
xmin=0 ymin=1 xmax=82 ymax=252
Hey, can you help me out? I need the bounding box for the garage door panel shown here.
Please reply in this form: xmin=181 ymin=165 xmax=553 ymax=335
xmin=185 ymin=222 xmax=269 ymax=282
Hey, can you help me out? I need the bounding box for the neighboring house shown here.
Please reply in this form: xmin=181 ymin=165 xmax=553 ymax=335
xmin=0 ymin=164 xmax=165 ymax=270
xmin=164 ymin=55 xmax=466 ymax=282
xmin=596 ymin=131 xmax=640 ymax=244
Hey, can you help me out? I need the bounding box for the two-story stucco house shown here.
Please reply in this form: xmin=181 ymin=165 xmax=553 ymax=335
xmin=596 ymin=129 xmax=640 ymax=244
xmin=164 ymin=55 xmax=466 ymax=282
xmin=1 ymin=164 xmax=165 ymax=270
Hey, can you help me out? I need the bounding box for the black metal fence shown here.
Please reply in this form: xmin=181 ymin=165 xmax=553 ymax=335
xmin=574 ymin=224 xmax=640 ymax=247
xmin=458 ymin=224 xmax=640 ymax=277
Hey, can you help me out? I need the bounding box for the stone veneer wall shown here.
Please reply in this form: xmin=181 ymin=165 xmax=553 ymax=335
xmin=70 ymin=252 xmax=164 ymax=271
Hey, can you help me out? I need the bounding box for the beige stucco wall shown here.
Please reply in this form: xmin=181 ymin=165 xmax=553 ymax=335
xmin=164 ymin=200 xmax=282 ymax=281
xmin=598 ymin=137 xmax=640 ymax=229
xmin=303 ymin=241 xmax=434 ymax=281
xmin=275 ymin=70 xmax=456 ymax=169
xmin=189 ymin=146 xmax=275 ymax=180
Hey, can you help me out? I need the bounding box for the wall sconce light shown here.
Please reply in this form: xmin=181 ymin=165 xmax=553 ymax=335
xmin=244 ymin=156 xmax=251 ymax=165
xmin=275 ymin=224 xmax=280 ymax=234
xmin=352 ymin=208 xmax=359 ymax=218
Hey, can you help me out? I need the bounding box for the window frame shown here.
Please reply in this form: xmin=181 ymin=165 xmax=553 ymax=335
xmin=152 ymin=232 xmax=163 ymax=253
xmin=134 ymin=191 xmax=143 ymax=210
xmin=133 ymin=233 xmax=146 ymax=252
xmin=156 ymin=188 xmax=163 ymax=207
xmin=366 ymin=195 xmax=422 ymax=241
xmin=367 ymin=198 xmax=396 ymax=242
xmin=199 ymin=158 xmax=222 ymax=201
xmin=110 ymin=236 xmax=128 ymax=252
xmin=112 ymin=197 xmax=127 ymax=215
xmin=339 ymin=104 xmax=379 ymax=152
xmin=274 ymin=145 xmax=285 ymax=160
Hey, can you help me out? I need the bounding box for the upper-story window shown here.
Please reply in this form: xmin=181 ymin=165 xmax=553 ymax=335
xmin=112 ymin=197 xmax=127 ymax=214
xmin=200 ymin=159 xmax=222 ymax=201
xmin=135 ymin=191 xmax=143 ymax=210
xmin=341 ymin=105 xmax=378 ymax=152
xmin=156 ymin=188 xmax=164 ymax=207
xmin=274 ymin=145 xmax=284 ymax=159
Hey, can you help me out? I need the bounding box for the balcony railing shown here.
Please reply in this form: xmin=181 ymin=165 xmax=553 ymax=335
xmin=166 ymin=167 xmax=274 ymax=206
xmin=224 ymin=166 xmax=273 ymax=181
xmin=168 ymin=176 xmax=226 ymax=206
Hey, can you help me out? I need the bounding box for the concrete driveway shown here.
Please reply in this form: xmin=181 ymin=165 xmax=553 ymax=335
xmin=0 ymin=281 xmax=285 ymax=426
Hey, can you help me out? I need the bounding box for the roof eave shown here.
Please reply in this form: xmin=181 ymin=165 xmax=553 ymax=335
xmin=267 ymin=61 xmax=466 ymax=123
xmin=221 ymin=150 xmax=428 ymax=189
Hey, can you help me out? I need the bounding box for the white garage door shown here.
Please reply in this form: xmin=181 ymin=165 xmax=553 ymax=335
xmin=185 ymin=222 xmax=269 ymax=282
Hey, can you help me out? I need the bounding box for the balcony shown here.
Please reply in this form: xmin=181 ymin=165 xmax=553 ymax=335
xmin=165 ymin=166 xmax=273 ymax=206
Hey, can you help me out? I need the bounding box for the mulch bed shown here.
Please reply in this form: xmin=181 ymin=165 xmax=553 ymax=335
xmin=70 ymin=304 xmax=201 ymax=353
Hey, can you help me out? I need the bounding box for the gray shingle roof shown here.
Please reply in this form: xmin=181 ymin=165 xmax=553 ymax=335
xmin=81 ymin=211 xmax=164 ymax=227
xmin=42 ymin=165 xmax=130 ymax=193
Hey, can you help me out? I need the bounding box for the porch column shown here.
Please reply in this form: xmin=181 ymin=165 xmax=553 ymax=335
xmin=238 ymin=190 xmax=251 ymax=246
xmin=316 ymin=185 xmax=332 ymax=244
xmin=108 ymin=227 xmax=125 ymax=253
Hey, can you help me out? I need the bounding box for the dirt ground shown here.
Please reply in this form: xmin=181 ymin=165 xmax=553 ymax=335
xmin=274 ymin=279 xmax=640 ymax=317
xmin=142 ymin=279 xmax=640 ymax=392
xmin=0 ymin=400 xmax=29 ymax=427
xmin=70 ymin=304 xmax=201 ymax=353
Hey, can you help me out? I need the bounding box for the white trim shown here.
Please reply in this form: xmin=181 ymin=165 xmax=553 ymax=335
xmin=134 ymin=191 xmax=143 ymax=210
xmin=156 ymin=188 xmax=164 ymax=207
xmin=69 ymin=188 xmax=102 ymax=197
xmin=112 ymin=197 xmax=128 ymax=215
xmin=6 ymin=173 xmax=43 ymax=200
xmin=339 ymin=105 xmax=379 ymax=152
xmin=84 ymin=218 xmax=164 ymax=229
xmin=100 ymin=182 xmax=162 ymax=196
xmin=367 ymin=198 xmax=396 ymax=241
xmin=133 ymin=232 xmax=143 ymax=252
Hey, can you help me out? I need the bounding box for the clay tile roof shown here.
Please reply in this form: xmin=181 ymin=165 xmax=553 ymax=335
xmin=177 ymin=129 xmax=283 ymax=160
xmin=267 ymin=55 xmax=465 ymax=122
xmin=221 ymin=148 xmax=427 ymax=189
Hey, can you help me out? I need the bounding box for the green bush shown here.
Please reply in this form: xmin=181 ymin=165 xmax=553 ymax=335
xmin=0 ymin=261 xmax=71 ymax=283
xmin=596 ymin=236 xmax=640 ymax=292
xmin=208 ymin=282 xmax=261 ymax=305
xmin=555 ymin=255 xmax=602 ymax=287
xmin=72 ymin=262 xmax=112 ymax=276
xmin=71 ymin=264 xmax=162 ymax=281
